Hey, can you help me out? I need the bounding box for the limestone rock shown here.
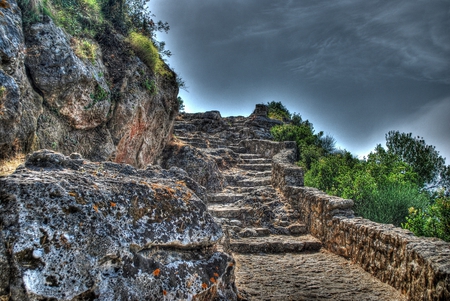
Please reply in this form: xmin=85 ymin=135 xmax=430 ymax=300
xmin=0 ymin=6 xmax=178 ymax=167
xmin=157 ymin=141 xmax=226 ymax=193
xmin=0 ymin=0 xmax=42 ymax=158
xmin=25 ymin=17 xmax=110 ymax=130
xmin=0 ymin=150 xmax=237 ymax=300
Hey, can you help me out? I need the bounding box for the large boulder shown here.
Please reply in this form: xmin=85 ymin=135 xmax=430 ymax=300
xmin=157 ymin=141 xmax=227 ymax=193
xmin=0 ymin=150 xmax=237 ymax=300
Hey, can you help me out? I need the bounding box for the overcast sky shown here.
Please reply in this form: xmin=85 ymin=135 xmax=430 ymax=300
xmin=151 ymin=0 xmax=450 ymax=161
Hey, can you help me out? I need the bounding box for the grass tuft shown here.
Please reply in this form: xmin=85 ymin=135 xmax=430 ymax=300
xmin=127 ymin=32 xmax=171 ymax=77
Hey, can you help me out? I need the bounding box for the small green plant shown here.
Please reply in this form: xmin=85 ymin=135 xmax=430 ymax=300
xmin=143 ymin=79 xmax=157 ymax=95
xmin=51 ymin=141 xmax=58 ymax=149
xmin=74 ymin=38 xmax=97 ymax=64
xmin=85 ymin=85 xmax=108 ymax=109
xmin=0 ymin=86 xmax=6 ymax=98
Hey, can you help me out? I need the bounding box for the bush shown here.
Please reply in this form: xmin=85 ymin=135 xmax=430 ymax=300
xmin=354 ymin=182 xmax=430 ymax=226
xmin=266 ymin=101 xmax=291 ymax=121
xmin=271 ymin=123 xmax=324 ymax=169
xmin=305 ymin=149 xmax=431 ymax=226
xmin=403 ymin=197 xmax=450 ymax=241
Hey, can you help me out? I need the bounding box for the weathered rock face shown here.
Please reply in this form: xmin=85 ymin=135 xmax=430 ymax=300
xmin=25 ymin=17 xmax=111 ymax=130
xmin=157 ymin=141 xmax=227 ymax=193
xmin=0 ymin=150 xmax=237 ymax=300
xmin=0 ymin=3 xmax=178 ymax=167
xmin=0 ymin=0 xmax=42 ymax=158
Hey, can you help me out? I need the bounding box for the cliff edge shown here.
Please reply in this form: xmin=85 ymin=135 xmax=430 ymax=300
xmin=0 ymin=0 xmax=179 ymax=168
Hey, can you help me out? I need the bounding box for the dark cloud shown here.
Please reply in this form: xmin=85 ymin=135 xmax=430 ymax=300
xmin=152 ymin=0 xmax=450 ymax=160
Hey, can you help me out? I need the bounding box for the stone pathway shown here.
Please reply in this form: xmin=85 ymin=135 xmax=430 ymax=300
xmin=234 ymin=250 xmax=407 ymax=301
xmin=173 ymin=112 xmax=407 ymax=301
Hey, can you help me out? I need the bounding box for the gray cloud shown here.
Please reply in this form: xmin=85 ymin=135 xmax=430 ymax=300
xmin=152 ymin=0 xmax=450 ymax=160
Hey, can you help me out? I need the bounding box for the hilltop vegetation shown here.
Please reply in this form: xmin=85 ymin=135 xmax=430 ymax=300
xmin=17 ymin=0 xmax=174 ymax=77
xmin=267 ymin=101 xmax=450 ymax=241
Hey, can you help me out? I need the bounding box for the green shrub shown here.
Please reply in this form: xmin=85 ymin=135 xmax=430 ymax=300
xmin=266 ymin=101 xmax=291 ymax=121
xmin=354 ymin=182 xmax=430 ymax=226
xmin=128 ymin=32 xmax=170 ymax=77
xmin=403 ymin=197 xmax=450 ymax=241
xmin=271 ymin=123 xmax=324 ymax=169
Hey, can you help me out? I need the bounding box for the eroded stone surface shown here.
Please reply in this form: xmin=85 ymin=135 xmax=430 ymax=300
xmin=235 ymin=250 xmax=408 ymax=301
xmin=0 ymin=150 xmax=237 ymax=300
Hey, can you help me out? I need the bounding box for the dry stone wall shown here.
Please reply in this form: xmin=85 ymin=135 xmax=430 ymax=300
xmin=272 ymin=147 xmax=450 ymax=300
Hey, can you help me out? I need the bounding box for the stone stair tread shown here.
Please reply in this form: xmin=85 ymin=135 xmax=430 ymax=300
xmin=236 ymin=178 xmax=271 ymax=187
xmin=224 ymin=170 xmax=272 ymax=179
xmin=229 ymin=234 xmax=322 ymax=254
xmin=207 ymin=192 xmax=246 ymax=203
xmin=241 ymin=158 xmax=272 ymax=164
xmin=239 ymin=153 xmax=263 ymax=159
xmin=225 ymin=186 xmax=276 ymax=193
xmin=237 ymin=163 xmax=272 ymax=170
xmin=208 ymin=204 xmax=254 ymax=218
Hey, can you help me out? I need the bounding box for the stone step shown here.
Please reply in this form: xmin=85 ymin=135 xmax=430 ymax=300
xmin=229 ymin=146 xmax=247 ymax=153
xmin=235 ymin=177 xmax=271 ymax=187
xmin=236 ymin=224 xmax=307 ymax=238
xmin=240 ymin=157 xmax=272 ymax=164
xmin=225 ymin=186 xmax=276 ymax=194
xmin=207 ymin=192 xmax=246 ymax=204
xmin=239 ymin=153 xmax=263 ymax=159
xmin=229 ymin=234 xmax=322 ymax=254
xmin=224 ymin=172 xmax=272 ymax=184
xmin=237 ymin=163 xmax=272 ymax=171
xmin=208 ymin=205 xmax=254 ymax=219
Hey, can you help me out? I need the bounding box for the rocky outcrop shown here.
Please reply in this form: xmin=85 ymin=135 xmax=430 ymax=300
xmin=157 ymin=141 xmax=227 ymax=193
xmin=0 ymin=0 xmax=42 ymax=158
xmin=0 ymin=2 xmax=178 ymax=167
xmin=0 ymin=150 xmax=238 ymax=300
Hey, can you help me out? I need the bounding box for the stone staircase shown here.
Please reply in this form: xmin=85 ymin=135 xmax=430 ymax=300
xmin=170 ymin=110 xmax=408 ymax=300
xmin=208 ymin=153 xmax=321 ymax=254
xmin=173 ymin=112 xmax=322 ymax=255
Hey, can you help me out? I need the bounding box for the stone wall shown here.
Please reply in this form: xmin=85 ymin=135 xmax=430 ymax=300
xmin=271 ymin=146 xmax=450 ymax=301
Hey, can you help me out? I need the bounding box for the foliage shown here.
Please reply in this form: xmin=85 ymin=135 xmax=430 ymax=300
xmin=271 ymin=117 xmax=333 ymax=169
xmin=354 ymin=182 xmax=430 ymax=226
xmin=128 ymin=31 xmax=170 ymax=76
xmin=143 ymin=79 xmax=156 ymax=95
xmin=178 ymin=96 xmax=185 ymax=112
xmin=305 ymin=148 xmax=430 ymax=226
xmin=0 ymin=86 xmax=5 ymax=98
xmin=386 ymin=131 xmax=448 ymax=189
xmin=266 ymin=101 xmax=291 ymax=121
xmin=73 ymin=38 xmax=97 ymax=63
xmin=403 ymin=196 xmax=450 ymax=242
xmin=85 ymin=85 xmax=108 ymax=109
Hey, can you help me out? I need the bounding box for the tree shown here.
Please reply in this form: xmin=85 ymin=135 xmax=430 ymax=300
xmin=385 ymin=131 xmax=447 ymax=189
